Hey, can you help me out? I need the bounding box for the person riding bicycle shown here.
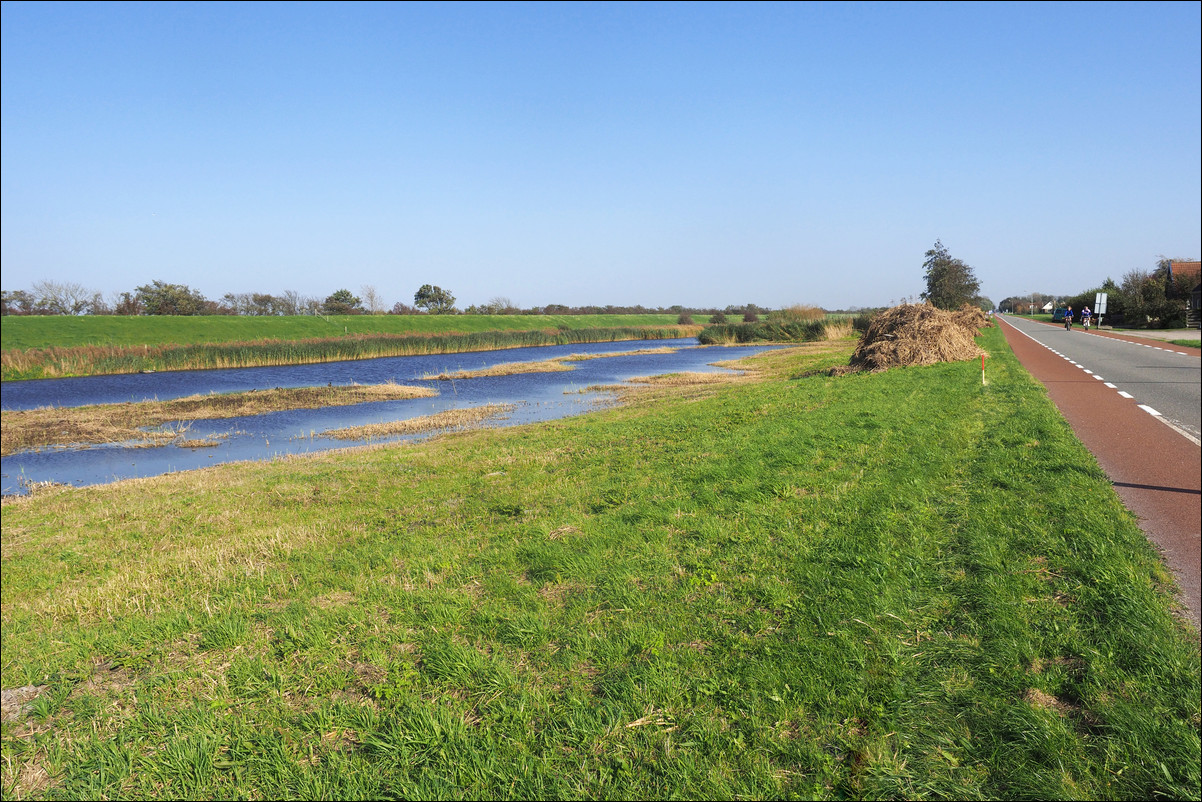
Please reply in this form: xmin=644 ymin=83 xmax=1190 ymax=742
xmin=1064 ymin=306 xmax=1074 ymax=330
xmin=1081 ymin=305 xmax=1092 ymax=331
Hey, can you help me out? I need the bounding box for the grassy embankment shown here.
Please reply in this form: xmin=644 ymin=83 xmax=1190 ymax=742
xmin=0 ymin=315 xmax=699 ymax=381
xmin=2 ymin=326 xmax=1198 ymax=800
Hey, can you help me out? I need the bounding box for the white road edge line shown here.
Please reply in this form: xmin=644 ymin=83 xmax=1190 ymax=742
xmin=998 ymin=318 xmax=1202 ymax=446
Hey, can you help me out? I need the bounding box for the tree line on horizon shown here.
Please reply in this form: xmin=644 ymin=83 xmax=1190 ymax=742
xmin=4 ymin=241 xmax=1016 ymax=322
xmin=0 ymin=280 xmax=807 ymax=320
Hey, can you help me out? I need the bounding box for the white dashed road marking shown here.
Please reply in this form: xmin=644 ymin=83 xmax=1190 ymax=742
xmin=998 ymin=317 xmax=1199 ymax=444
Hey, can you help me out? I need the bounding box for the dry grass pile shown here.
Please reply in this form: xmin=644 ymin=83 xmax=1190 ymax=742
xmin=836 ymin=303 xmax=991 ymax=374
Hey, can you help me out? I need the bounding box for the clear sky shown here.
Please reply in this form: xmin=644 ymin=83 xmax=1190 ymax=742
xmin=3 ymin=1 xmax=1200 ymax=311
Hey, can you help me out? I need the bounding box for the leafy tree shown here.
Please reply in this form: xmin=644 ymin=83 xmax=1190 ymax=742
xmin=920 ymin=240 xmax=981 ymax=310
xmin=321 ymin=289 xmax=363 ymax=315
xmin=1115 ymin=262 xmax=1192 ymax=328
xmin=1 ymin=290 xmax=36 ymax=315
xmin=136 ymin=280 xmax=209 ymax=315
xmin=114 ymin=292 xmax=142 ymax=315
xmin=414 ymin=284 xmax=456 ymax=314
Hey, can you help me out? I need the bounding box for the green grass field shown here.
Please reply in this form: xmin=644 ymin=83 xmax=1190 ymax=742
xmin=2 ymin=327 xmax=1198 ymax=800
xmin=0 ymin=314 xmax=695 ymax=351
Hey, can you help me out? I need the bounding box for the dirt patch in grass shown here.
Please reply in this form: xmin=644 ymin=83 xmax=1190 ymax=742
xmin=1 ymin=685 xmax=49 ymax=723
xmin=1 ymin=383 xmax=438 ymax=456
xmin=1024 ymin=687 xmax=1076 ymax=717
xmin=833 ymin=303 xmax=992 ymax=374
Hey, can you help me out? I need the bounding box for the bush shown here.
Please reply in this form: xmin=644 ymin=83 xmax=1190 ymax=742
xmin=676 ymin=313 xmax=694 ymax=325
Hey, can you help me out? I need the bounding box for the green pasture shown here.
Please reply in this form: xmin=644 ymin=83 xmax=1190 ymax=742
xmin=2 ymin=326 xmax=1198 ymax=800
xmin=0 ymin=314 xmax=695 ymax=351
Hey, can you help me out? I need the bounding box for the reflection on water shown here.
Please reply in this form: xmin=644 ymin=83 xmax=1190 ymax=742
xmin=2 ymin=339 xmax=777 ymax=495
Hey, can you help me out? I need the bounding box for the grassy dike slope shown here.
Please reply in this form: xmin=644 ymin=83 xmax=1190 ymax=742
xmin=0 ymin=314 xmax=690 ymax=351
xmin=2 ymin=328 xmax=1198 ymax=800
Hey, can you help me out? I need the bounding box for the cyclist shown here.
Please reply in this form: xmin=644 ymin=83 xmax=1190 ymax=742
xmin=1081 ymin=305 xmax=1092 ymax=331
xmin=1063 ymin=306 xmax=1073 ymax=330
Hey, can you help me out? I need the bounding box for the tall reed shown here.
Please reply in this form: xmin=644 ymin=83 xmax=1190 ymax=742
xmin=1 ymin=327 xmax=691 ymax=381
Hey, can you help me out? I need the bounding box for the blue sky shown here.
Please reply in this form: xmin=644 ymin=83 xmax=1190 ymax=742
xmin=3 ymin=1 xmax=1199 ymax=311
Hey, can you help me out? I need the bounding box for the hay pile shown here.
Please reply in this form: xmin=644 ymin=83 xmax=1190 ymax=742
xmin=835 ymin=303 xmax=991 ymax=374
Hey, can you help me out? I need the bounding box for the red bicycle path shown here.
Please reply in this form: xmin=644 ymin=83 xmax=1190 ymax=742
xmin=996 ymin=316 xmax=1201 ymax=629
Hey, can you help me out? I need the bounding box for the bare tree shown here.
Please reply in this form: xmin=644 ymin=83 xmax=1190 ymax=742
xmin=360 ymin=285 xmax=384 ymax=314
xmin=31 ymin=280 xmax=97 ymax=315
xmin=484 ymin=296 xmax=516 ymax=314
xmin=277 ymin=290 xmax=304 ymax=316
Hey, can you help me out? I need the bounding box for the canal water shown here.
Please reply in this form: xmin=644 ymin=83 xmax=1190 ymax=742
xmin=1 ymin=339 xmax=777 ymax=495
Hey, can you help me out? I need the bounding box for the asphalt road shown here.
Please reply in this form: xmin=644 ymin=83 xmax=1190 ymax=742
xmin=999 ymin=315 xmax=1201 ymax=443
xmin=997 ymin=314 xmax=1201 ymax=628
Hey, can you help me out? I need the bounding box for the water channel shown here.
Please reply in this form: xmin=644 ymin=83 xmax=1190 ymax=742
xmin=1 ymin=339 xmax=778 ymax=495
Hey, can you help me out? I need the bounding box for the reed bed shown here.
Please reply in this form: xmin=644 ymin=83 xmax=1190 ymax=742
xmin=697 ymin=318 xmax=860 ymax=345
xmin=0 ymin=383 xmax=436 ymax=455
xmin=1 ymin=327 xmax=693 ymax=381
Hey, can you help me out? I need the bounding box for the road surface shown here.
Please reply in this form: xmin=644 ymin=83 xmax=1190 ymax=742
xmin=997 ymin=314 xmax=1201 ymax=628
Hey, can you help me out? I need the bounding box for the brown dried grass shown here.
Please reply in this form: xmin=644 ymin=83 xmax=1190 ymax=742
xmin=424 ymin=360 xmax=575 ymax=379
xmin=834 ymin=303 xmax=991 ymax=374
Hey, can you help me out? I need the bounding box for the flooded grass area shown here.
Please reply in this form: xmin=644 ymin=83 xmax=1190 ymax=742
xmin=0 ymin=382 xmax=436 ymax=455
xmin=0 ymin=339 xmax=792 ymax=494
xmin=421 ymin=347 xmax=682 ymax=380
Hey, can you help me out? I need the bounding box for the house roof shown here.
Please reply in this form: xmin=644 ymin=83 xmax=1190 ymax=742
xmin=1169 ymin=260 xmax=1201 ymax=285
